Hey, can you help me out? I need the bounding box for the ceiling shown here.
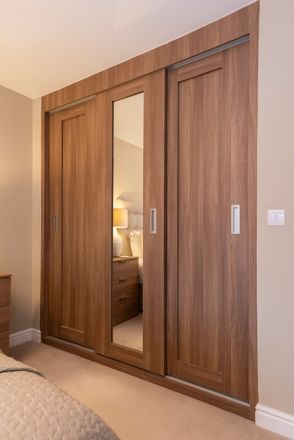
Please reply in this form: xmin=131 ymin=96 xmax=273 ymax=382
xmin=0 ymin=0 xmax=254 ymax=99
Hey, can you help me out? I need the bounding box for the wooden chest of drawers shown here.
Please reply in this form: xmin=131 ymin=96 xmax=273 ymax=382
xmin=112 ymin=257 xmax=139 ymax=326
xmin=0 ymin=274 xmax=11 ymax=354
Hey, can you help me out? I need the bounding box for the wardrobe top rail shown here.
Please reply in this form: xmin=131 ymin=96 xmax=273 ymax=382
xmin=42 ymin=2 xmax=259 ymax=113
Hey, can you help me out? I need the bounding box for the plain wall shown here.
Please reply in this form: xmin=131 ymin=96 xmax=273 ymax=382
xmin=257 ymin=0 xmax=294 ymax=415
xmin=0 ymin=85 xmax=33 ymax=332
xmin=32 ymin=98 xmax=42 ymax=330
xmin=113 ymin=137 xmax=144 ymax=204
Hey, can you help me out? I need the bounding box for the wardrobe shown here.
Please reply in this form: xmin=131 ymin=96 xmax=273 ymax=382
xmin=42 ymin=3 xmax=258 ymax=420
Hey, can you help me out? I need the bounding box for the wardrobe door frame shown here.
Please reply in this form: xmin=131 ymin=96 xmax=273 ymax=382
xmin=46 ymin=99 xmax=97 ymax=348
xmin=95 ymin=70 xmax=166 ymax=375
xmin=167 ymin=41 xmax=254 ymax=400
xmin=166 ymin=39 xmax=258 ymax=416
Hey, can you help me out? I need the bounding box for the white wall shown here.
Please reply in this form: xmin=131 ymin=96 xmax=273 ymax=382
xmin=257 ymin=0 xmax=294 ymax=418
xmin=113 ymin=137 xmax=143 ymax=204
xmin=0 ymin=86 xmax=33 ymax=332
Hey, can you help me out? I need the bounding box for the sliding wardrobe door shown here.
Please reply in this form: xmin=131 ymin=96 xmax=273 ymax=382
xmin=95 ymin=70 xmax=165 ymax=374
xmin=47 ymin=99 xmax=98 ymax=348
xmin=167 ymin=42 xmax=252 ymax=400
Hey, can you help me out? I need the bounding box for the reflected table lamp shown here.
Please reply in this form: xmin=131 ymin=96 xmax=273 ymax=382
xmin=113 ymin=208 xmax=128 ymax=257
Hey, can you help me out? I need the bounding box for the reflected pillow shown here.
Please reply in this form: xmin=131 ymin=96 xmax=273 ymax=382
xmin=129 ymin=231 xmax=143 ymax=258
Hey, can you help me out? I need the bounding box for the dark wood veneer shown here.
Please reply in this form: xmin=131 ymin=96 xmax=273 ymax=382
xmin=0 ymin=274 xmax=11 ymax=354
xmin=42 ymin=4 xmax=258 ymax=113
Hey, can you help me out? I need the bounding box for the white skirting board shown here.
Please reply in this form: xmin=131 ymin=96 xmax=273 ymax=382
xmin=9 ymin=328 xmax=41 ymax=348
xmin=256 ymin=404 xmax=294 ymax=439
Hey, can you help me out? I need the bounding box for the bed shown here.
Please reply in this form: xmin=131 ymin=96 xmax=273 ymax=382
xmin=0 ymin=351 xmax=119 ymax=440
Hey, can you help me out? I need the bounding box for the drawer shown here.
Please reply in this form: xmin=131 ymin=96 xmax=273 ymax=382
xmin=112 ymin=276 xmax=138 ymax=296
xmin=0 ymin=306 xmax=10 ymax=333
xmin=112 ymin=290 xmax=138 ymax=306
xmin=0 ymin=278 xmax=11 ymax=307
xmin=112 ymin=293 xmax=139 ymax=326
xmin=113 ymin=259 xmax=138 ymax=280
xmin=0 ymin=331 xmax=9 ymax=354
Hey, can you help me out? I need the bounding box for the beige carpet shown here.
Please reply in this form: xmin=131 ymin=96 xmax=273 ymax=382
xmin=113 ymin=314 xmax=143 ymax=351
xmin=11 ymin=342 xmax=284 ymax=440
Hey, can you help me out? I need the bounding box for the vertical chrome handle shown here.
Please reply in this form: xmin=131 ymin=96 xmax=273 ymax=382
xmin=150 ymin=208 xmax=157 ymax=234
xmin=231 ymin=205 xmax=240 ymax=234
xmin=53 ymin=215 xmax=57 ymax=232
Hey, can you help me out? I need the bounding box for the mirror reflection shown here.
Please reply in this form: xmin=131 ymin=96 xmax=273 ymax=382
xmin=112 ymin=92 xmax=144 ymax=352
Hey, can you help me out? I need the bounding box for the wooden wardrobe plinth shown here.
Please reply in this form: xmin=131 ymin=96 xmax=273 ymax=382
xmin=42 ymin=335 xmax=252 ymax=420
xmin=0 ymin=274 xmax=11 ymax=354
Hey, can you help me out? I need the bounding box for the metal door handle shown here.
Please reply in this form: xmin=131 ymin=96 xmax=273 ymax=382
xmin=53 ymin=215 xmax=57 ymax=232
xmin=150 ymin=208 xmax=157 ymax=234
xmin=231 ymin=205 xmax=240 ymax=234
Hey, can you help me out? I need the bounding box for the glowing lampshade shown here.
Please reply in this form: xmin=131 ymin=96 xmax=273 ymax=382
xmin=113 ymin=208 xmax=128 ymax=229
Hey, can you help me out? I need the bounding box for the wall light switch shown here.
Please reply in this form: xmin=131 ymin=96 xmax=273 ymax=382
xmin=267 ymin=210 xmax=285 ymax=226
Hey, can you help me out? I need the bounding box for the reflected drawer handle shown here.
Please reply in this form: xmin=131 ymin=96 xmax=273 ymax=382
xmin=118 ymin=296 xmax=128 ymax=301
xmin=118 ymin=278 xmax=127 ymax=283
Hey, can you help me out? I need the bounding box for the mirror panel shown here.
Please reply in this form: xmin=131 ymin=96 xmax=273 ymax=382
xmin=112 ymin=93 xmax=144 ymax=352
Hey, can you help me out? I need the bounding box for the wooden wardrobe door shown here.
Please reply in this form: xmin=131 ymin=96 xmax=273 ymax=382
xmin=167 ymin=42 xmax=251 ymax=400
xmin=48 ymin=99 xmax=97 ymax=348
xmin=95 ymin=70 xmax=165 ymax=374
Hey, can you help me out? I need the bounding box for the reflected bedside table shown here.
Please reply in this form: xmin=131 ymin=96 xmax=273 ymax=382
xmin=112 ymin=257 xmax=139 ymax=326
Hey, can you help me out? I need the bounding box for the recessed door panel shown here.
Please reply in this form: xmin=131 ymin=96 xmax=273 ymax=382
xmin=48 ymin=99 xmax=97 ymax=348
xmin=167 ymin=43 xmax=250 ymax=400
xmin=178 ymin=66 xmax=223 ymax=377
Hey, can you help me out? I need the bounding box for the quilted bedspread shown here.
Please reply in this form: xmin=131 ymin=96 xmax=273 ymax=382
xmin=0 ymin=351 xmax=119 ymax=440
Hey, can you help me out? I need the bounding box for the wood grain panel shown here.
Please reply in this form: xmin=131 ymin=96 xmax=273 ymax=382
xmin=177 ymin=63 xmax=223 ymax=379
xmin=0 ymin=332 xmax=9 ymax=354
xmin=167 ymin=42 xmax=252 ymax=400
xmin=42 ymin=4 xmax=258 ymax=112
xmin=93 ymin=90 xmax=112 ymax=355
xmin=168 ymin=55 xmax=226 ymax=391
xmin=48 ymin=100 xmax=97 ymax=347
xmin=0 ymin=306 xmax=10 ymax=333
xmin=143 ymin=69 xmax=165 ymax=375
xmin=61 ymin=113 xmax=87 ymax=332
xmin=222 ymin=42 xmax=250 ymax=400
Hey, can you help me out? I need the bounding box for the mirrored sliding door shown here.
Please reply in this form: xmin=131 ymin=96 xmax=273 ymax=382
xmin=112 ymin=92 xmax=144 ymax=352
xmin=95 ymin=71 xmax=165 ymax=374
